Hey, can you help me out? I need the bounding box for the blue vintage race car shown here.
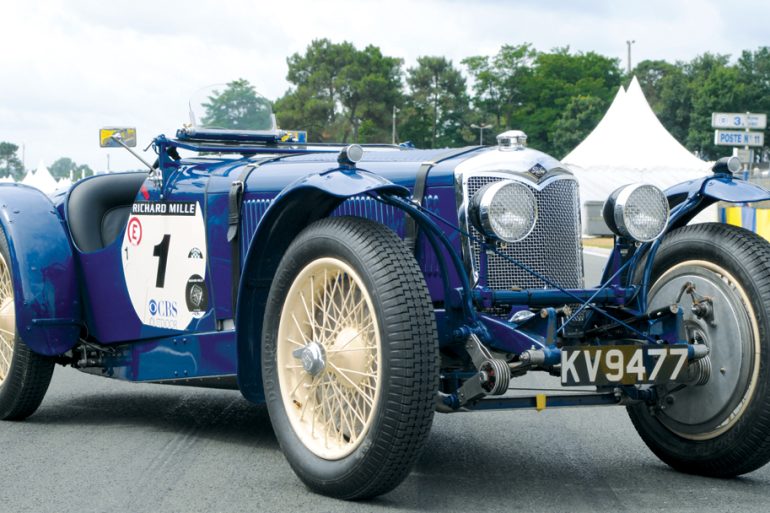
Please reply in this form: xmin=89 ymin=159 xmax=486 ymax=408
xmin=2 ymin=89 xmax=770 ymax=500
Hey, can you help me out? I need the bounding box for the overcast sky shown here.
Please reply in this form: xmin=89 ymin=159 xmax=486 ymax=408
xmin=1 ymin=0 xmax=768 ymax=172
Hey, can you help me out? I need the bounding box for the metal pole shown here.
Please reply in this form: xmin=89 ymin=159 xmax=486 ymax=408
xmin=391 ymin=105 xmax=397 ymax=145
xmin=626 ymin=40 xmax=636 ymax=74
xmin=471 ymin=123 xmax=493 ymax=146
xmin=109 ymin=134 xmax=154 ymax=171
xmin=745 ymin=111 xmax=751 ymax=176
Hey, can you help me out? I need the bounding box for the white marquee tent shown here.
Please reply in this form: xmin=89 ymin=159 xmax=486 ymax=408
xmin=2 ymin=163 xmax=78 ymax=193
xmin=562 ymin=77 xmax=713 ymax=233
xmin=20 ymin=160 xmax=61 ymax=194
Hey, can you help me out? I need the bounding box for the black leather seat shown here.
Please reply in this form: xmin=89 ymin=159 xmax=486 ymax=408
xmin=68 ymin=172 xmax=147 ymax=252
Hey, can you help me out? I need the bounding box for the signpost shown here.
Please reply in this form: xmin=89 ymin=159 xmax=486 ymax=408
xmin=734 ymin=148 xmax=752 ymax=163
xmin=711 ymin=112 xmax=767 ymax=130
xmin=712 ymin=111 xmax=766 ymax=169
xmin=714 ymin=130 xmax=765 ymax=147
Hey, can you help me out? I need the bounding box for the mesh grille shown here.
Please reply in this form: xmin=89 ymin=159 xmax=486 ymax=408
xmin=466 ymin=175 xmax=583 ymax=290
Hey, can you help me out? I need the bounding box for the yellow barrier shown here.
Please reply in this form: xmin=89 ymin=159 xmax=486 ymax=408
xmin=720 ymin=206 xmax=770 ymax=243
xmin=757 ymin=209 xmax=770 ymax=241
xmin=724 ymin=207 xmax=742 ymax=227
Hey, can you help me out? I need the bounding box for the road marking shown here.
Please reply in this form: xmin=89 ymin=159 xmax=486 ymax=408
xmin=583 ymin=248 xmax=611 ymax=258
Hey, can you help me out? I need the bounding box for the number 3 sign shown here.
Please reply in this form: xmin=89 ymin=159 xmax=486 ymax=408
xmin=121 ymin=201 xmax=209 ymax=330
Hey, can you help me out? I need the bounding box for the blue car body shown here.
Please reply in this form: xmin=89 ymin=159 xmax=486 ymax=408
xmin=1 ymin=131 xmax=766 ymax=410
xmin=7 ymin=122 xmax=770 ymax=500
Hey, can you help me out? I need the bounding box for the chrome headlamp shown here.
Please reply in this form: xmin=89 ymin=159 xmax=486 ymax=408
xmin=602 ymin=183 xmax=669 ymax=242
xmin=711 ymin=155 xmax=742 ymax=176
xmin=469 ymin=180 xmax=537 ymax=243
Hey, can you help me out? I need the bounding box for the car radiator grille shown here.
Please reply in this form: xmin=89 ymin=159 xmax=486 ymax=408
xmin=465 ymin=175 xmax=583 ymax=290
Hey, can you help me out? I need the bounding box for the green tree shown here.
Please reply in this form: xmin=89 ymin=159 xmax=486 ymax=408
xmin=516 ymin=48 xmax=622 ymax=154
xmin=75 ymin=164 xmax=94 ymax=180
xmin=633 ymin=59 xmax=691 ymax=144
xmin=688 ymin=65 xmax=746 ymax=159
xmin=400 ymin=56 xmax=470 ymax=148
xmin=0 ymin=142 xmax=24 ymax=181
xmin=274 ymin=86 xmax=340 ymax=141
xmin=633 ymin=50 xmax=770 ymax=160
xmin=50 ymin=157 xmax=94 ymax=180
xmin=685 ymin=52 xmax=731 ymax=83
xmin=201 ymin=79 xmax=273 ymax=130
xmin=463 ymin=44 xmax=536 ymax=131
xmin=463 ymin=45 xmax=621 ymax=154
xmin=49 ymin=157 xmax=76 ymax=180
xmin=682 ymin=53 xmax=740 ymax=159
xmin=550 ymin=95 xmax=605 ymax=158
xmin=277 ymin=39 xmax=350 ymax=140
xmin=653 ymin=64 xmax=691 ymax=145
xmin=736 ymin=47 xmax=770 ymax=160
xmin=337 ymin=44 xmax=403 ymax=142
xmin=274 ymin=39 xmax=402 ymax=143
xmin=633 ymin=60 xmax=679 ymax=109
xmin=737 ymin=47 xmax=770 ymax=111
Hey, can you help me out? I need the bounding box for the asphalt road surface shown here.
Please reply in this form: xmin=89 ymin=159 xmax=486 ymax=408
xmin=3 ymin=250 xmax=770 ymax=513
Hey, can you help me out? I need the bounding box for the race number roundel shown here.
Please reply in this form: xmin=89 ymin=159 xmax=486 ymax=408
xmin=121 ymin=201 xmax=208 ymax=330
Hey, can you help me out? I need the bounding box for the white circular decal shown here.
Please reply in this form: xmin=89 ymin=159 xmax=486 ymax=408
xmin=121 ymin=201 xmax=208 ymax=330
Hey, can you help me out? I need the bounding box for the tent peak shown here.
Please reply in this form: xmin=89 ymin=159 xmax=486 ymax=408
xmin=562 ymin=74 xmax=707 ymax=171
xmin=625 ymin=75 xmax=645 ymax=100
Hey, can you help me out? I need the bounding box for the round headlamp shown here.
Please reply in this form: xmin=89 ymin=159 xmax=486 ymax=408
xmin=711 ymin=155 xmax=742 ymax=176
xmin=470 ymin=180 xmax=537 ymax=243
xmin=602 ymin=183 xmax=669 ymax=242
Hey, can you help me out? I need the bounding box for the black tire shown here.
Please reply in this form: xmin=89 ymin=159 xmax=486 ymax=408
xmin=628 ymin=223 xmax=770 ymax=476
xmin=261 ymin=216 xmax=438 ymax=499
xmin=0 ymin=230 xmax=54 ymax=420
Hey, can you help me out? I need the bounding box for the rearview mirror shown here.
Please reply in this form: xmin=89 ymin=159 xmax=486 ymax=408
xmin=99 ymin=127 xmax=137 ymax=148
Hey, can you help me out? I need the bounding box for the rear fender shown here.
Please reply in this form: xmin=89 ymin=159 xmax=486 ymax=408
xmin=235 ymin=168 xmax=407 ymax=403
xmin=0 ymin=184 xmax=80 ymax=355
xmin=666 ymin=175 xmax=770 ymax=229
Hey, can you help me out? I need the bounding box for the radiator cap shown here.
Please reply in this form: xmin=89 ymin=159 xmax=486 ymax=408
xmin=497 ymin=130 xmax=527 ymax=151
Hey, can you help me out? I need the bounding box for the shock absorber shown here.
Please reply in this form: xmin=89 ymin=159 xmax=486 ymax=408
xmin=441 ymin=334 xmax=512 ymax=409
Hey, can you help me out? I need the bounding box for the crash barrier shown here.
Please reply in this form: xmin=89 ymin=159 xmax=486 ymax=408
xmin=584 ymin=201 xmax=613 ymax=236
xmin=720 ymin=206 xmax=770 ymax=241
xmin=587 ymin=200 xmax=732 ymax=237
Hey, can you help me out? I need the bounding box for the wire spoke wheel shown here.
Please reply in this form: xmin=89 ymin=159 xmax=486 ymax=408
xmin=262 ymin=217 xmax=438 ymax=499
xmin=0 ymin=252 xmax=15 ymax=383
xmin=277 ymin=257 xmax=382 ymax=459
xmin=0 ymin=230 xmax=54 ymax=420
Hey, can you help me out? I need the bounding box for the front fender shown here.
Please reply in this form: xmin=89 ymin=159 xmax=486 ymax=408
xmin=0 ymin=184 xmax=80 ymax=355
xmin=666 ymin=175 xmax=770 ymax=228
xmin=235 ymin=167 xmax=408 ymax=402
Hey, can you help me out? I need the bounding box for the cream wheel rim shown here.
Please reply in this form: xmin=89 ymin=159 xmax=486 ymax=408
xmin=0 ymin=252 xmax=14 ymax=383
xmin=277 ymin=257 xmax=382 ymax=460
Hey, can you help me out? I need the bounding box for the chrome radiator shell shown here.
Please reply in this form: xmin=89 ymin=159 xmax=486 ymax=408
xmin=457 ymin=170 xmax=584 ymax=291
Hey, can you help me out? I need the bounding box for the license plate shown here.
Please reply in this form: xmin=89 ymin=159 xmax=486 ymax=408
xmin=560 ymin=345 xmax=689 ymax=386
